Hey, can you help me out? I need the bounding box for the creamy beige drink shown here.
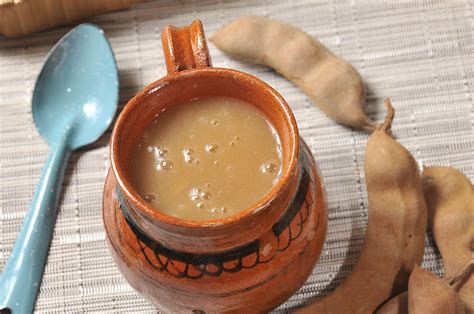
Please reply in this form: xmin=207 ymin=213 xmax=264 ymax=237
xmin=131 ymin=96 xmax=282 ymax=221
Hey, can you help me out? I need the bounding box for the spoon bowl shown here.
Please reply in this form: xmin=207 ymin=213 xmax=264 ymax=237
xmin=33 ymin=23 xmax=118 ymax=149
xmin=0 ymin=23 xmax=118 ymax=313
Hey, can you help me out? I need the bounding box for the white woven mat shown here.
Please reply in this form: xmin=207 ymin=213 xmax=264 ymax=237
xmin=1 ymin=0 xmax=473 ymax=312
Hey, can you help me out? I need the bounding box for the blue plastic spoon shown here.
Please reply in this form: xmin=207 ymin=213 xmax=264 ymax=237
xmin=0 ymin=24 xmax=118 ymax=313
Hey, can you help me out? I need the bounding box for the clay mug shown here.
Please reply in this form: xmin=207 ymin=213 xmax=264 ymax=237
xmin=103 ymin=20 xmax=327 ymax=313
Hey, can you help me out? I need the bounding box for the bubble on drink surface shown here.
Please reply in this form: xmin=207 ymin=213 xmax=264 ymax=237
xmin=150 ymin=146 xmax=167 ymax=158
xmin=211 ymin=120 xmax=219 ymax=126
xmin=157 ymin=159 xmax=173 ymax=170
xmin=260 ymin=162 xmax=277 ymax=174
xmin=214 ymin=160 xmax=219 ymax=165
xmin=234 ymin=135 xmax=240 ymax=141
xmin=189 ymin=187 xmax=201 ymax=201
xmin=220 ymin=207 xmax=228 ymax=213
xmin=197 ymin=202 xmax=205 ymax=209
xmin=200 ymin=191 xmax=211 ymax=200
xmin=182 ymin=148 xmax=194 ymax=163
xmin=229 ymin=141 xmax=235 ymax=147
xmin=210 ymin=208 xmax=217 ymax=213
xmin=205 ymin=143 xmax=219 ymax=153
xmin=205 ymin=183 xmax=210 ymax=188
xmin=184 ymin=155 xmax=194 ymax=163
xmin=144 ymin=193 xmax=156 ymax=202
xmin=194 ymin=159 xmax=200 ymax=165
xmin=156 ymin=148 xmax=167 ymax=158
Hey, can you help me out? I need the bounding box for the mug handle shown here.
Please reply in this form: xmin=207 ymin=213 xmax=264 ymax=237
xmin=161 ymin=20 xmax=212 ymax=74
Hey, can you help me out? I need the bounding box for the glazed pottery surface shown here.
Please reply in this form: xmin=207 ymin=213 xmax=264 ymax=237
xmin=103 ymin=20 xmax=327 ymax=313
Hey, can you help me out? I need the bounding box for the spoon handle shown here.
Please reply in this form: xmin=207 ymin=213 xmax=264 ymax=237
xmin=0 ymin=140 xmax=70 ymax=313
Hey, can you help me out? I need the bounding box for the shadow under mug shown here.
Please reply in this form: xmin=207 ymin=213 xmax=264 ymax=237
xmin=104 ymin=20 xmax=327 ymax=312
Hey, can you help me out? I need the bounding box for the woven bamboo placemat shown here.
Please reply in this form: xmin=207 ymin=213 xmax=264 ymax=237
xmin=1 ymin=0 xmax=473 ymax=312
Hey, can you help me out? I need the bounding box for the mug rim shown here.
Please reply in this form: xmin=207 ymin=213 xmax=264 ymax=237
xmin=111 ymin=67 xmax=299 ymax=229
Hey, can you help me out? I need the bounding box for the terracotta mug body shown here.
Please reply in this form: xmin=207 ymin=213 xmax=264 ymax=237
xmin=103 ymin=20 xmax=327 ymax=313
